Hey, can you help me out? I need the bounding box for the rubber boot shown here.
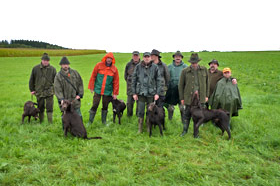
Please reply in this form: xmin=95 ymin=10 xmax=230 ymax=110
xmin=88 ymin=110 xmax=96 ymax=125
xmin=39 ymin=112 xmax=44 ymax=123
xmin=101 ymin=110 xmax=108 ymax=124
xmin=138 ymin=118 xmax=143 ymax=133
xmin=168 ymin=105 xmax=174 ymax=120
xmin=47 ymin=112 xmax=53 ymax=124
xmin=181 ymin=119 xmax=190 ymax=136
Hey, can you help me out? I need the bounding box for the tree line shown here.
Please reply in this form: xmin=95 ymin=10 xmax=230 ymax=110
xmin=0 ymin=40 xmax=68 ymax=49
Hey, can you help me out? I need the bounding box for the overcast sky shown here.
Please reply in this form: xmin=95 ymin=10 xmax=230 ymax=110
xmin=1 ymin=0 xmax=280 ymax=52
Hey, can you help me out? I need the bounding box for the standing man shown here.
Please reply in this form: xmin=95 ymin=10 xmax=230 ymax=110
xmin=88 ymin=52 xmax=119 ymax=124
xmin=151 ymin=49 xmax=170 ymax=107
xmin=29 ymin=53 xmax=57 ymax=123
xmin=179 ymin=53 xmax=209 ymax=136
xmin=208 ymin=59 xmax=237 ymax=98
xmin=124 ymin=51 xmax=140 ymax=117
xmin=165 ymin=51 xmax=188 ymax=120
xmin=131 ymin=52 xmax=162 ymax=133
xmin=54 ymin=57 xmax=84 ymax=121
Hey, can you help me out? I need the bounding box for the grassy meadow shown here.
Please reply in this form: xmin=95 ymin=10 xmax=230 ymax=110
xmin=0 ymin=51 xmax=279 ymax=185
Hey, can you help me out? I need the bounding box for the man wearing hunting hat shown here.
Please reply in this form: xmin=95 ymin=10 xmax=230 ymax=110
xmin=179 ymin=53 xmax=209 ymax=136
xmin=124 ymin=51 xmax=140 ymax=117
xmin=165 ymin=51 xmax=188 ymax=121
xmin=29 ymin=53 xmax=57 ymax=123
xmin=131 ymin=52 xmax=163 ymax=133
xmin=88 ymin=52 xmax=119 ymax=125
xmin=151 ymin=49 xmax=170 ymax=107
xmin=54 ymin=56 xmax=84 ymax=124
xmin=208 ymin=59 xmax=237 ymax=98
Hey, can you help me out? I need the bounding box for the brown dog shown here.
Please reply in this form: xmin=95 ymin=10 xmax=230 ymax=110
xmin=61 ymin=100 xmax=102 ymax=140
xmin=190 ymin=92 xmax=231 ymax=139
xmin=147 ymin=102 xmax=165 ymax=137
xmin=22 ymin=101 xmax=40 ymax=124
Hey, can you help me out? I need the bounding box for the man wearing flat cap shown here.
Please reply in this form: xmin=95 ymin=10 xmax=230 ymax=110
xmin=29 ymin=53 xmax=57 ymax=123
xmin=54 ymin=57 xmax=84 ymax=125
xmin=124 ymin=51 xmax=141 ymax=117
xmin=131 ymin=52 xmax=163 ymax=133
xmin=165 ymin=51 xmax=188 ymax=121
xmin=151 ymin=49 xmax=170 ymax=107
xmin=179 ymin=53 xmax=209 ymax=136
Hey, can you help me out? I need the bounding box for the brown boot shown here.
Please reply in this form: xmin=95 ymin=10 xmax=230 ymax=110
xmin=138 ymin=118 xmax=143 ymax=133
xmin=39 ymin=112 xmax=44 ymax=123
xmin=47 ymin=112 xmax=53 ymax=124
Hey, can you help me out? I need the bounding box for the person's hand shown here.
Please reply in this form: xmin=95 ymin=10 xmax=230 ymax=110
xmin=154 ymin=94 xmax=159 ymax=101
xmin=61 ymin=100 xmax=64 ymax=105
xmin=90 ymin=89 xmax=94 ymax=93
xmin=181 ymin=100 xmax=184 ymax=105
xmin=31 ymin=91 xmax=36 ymax=95
xmin=232 ymin=79 xmax=237 ymax=84
xmin=112 ymin=95 xmax=117 ymax=100
xmin=133 ymin=94 xmax=138 ymax=101
xmin=75 ymin=95 xmax=80 ymax=100
xmin=205 ymin=97 xmax=208 ymax=102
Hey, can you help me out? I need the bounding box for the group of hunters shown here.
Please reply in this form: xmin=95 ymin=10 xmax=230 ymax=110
xmin=29 ymin=51 xmax=242 ymax=136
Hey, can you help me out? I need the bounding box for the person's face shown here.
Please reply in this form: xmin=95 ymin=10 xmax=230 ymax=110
xmin=143 ymin=55 xmax=151 ymax=63
xmin=210 ymin=63 xmax=218 ymax=71
xmin=41 ymin=60 xmax=50 ymax=67
xmin=174 ymin=55 xmax=182 ymax=64
xmin=223 ymin=71 xmax=231 ymax=78
xmin=132 ymin=54 xmax=140 ymax=62
xmin=191 ymin=63 xmax=198 ymax=68
xmin=106 ymin=57 xmax=113 ymax=64
xmin=61 ymin=64 xmax=69 ymax=71
xmin=151 ymin=55 xmax=158 ymax=61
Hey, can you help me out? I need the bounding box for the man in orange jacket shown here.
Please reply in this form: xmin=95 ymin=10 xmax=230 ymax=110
xmin=88 ymin=52 xmax=119 ymax=124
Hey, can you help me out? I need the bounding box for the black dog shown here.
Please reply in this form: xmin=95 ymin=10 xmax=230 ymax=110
xmin=111 ymin=99 xmax=126 ymax=124
xmin=22 ymin=101 xmax=40 ymax=124
xmin=61 ymin=100 xmax=102 ymax=140
xmin=146 ymin=102 xmax=165 ymax=137
xmin=190 ymin=92 xmax=231 ymax=139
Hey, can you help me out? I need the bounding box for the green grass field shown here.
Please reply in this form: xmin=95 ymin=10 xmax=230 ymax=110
xmin=0 ymin=51 xmax=279 ymax=185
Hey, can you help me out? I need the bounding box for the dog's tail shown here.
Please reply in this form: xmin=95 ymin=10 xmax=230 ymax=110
xmin=86 ymin=136 xmax=102 ymax=140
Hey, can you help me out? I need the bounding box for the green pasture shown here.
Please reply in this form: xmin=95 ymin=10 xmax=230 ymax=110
xmin=0 ymin=51 xmax=279 ymax=185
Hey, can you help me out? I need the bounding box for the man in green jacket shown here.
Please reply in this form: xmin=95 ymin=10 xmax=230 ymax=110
xmin=124 ymin=51 xmax=140 ymax=117
xmin=165 ymin=51 xmax=187 ymax=120
xmin=29 ymin=53 xmax=57 ymax=123
xmin=131 ymin=52 xmax=162 ymax=133
xmin=179 ymin=53 xmax=209 ymax=136
xmin=209 ymin=68 xmax=242 ymax=118
xmin=151 ymin=49 xmax=170 ymax=107
xmin=54 ymin=57 xmax=84 ymax=123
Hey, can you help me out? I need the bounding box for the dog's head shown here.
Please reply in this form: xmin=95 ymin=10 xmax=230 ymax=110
xmin=61 ymin=100 xmax=73 ymax=112
xmin=191 ymin=91 xmax=201 ymax=107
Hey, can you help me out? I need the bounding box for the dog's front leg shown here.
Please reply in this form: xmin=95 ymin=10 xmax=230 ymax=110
xmin=158 ymin=122 xmax=163 ymax=136
xmin=113 ymin=112 xmax=116 ymax=123
xmin=194 ymin=118 xmax=204 ymax=138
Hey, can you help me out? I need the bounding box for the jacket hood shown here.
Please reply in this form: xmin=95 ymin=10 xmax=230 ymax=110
xmin=101 ymin=52 xmax=115 ymax=64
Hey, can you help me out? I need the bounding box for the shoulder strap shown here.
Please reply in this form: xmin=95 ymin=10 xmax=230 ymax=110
xmin=59 ymin=71 xmax=78 ymax=93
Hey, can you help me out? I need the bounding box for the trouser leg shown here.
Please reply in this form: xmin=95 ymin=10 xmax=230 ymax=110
xmin=37 ymin=96 xmax=45 ymax=123
xmin=126 ymin=95 xmax=135 ymax=117
xmin=90 ymin=93 xmax=102 ymax=112
xmin=46 ymin=96 xmax=54 ymax=123
xmin=167 ymin=105 xmax=175 ymax=120
xmin=181 ymin=105 xmax=191 ymax=136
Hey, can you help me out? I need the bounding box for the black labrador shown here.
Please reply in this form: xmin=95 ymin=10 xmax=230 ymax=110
xmin=111 ymin=99 xmax=126 ymax=124
xmin=146 ymin=102 xmax=165 ymax=137
xmin=190 ymin=92 xmax=231 ymax=139
xmin=61 ymin=100 xmax=102 ymax=140
xmin=22 ymin=101 xmax=40 ymax=123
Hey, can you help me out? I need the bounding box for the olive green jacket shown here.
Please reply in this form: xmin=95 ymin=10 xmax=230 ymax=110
xmin=124 ymin=59 xmax=140 ymax=95
xmin=29 ymin=63 xmax=57 ymax=97
xmin=54 ymin=68 xmax=84 ymax=109
xmin=179 ymin=65 xmax=209 ymax=105
xmin=153 ymin=60 xmax=170 ymax=96
xmin=131 ymin=61 xmax=162 ymax=97
xmin=208 ymin=69 xmax=223 ymax=97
